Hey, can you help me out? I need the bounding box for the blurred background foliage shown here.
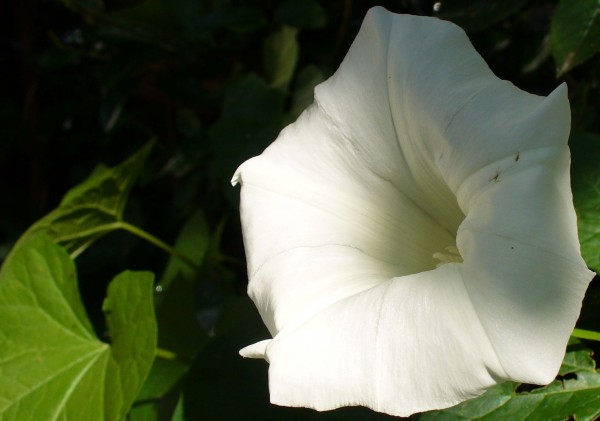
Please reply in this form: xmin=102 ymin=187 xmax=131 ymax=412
xmin=2 ymin=0 xmax=600 ymax=419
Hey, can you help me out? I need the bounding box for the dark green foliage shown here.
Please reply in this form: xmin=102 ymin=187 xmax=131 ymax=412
xmin=571 ymin=132 xmax=600 ymax=272
xmin=419 ymin=342 xmax=600 ymax=421
xmin=2 ymin=0 xmax=600 ymax=420
xmin=274 ymin=0 xmax=328 ymax=30
xmin=551 ymin=0 xmax=600 ymax=76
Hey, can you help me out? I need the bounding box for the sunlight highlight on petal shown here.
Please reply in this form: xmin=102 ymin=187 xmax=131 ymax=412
xmin=233 ymin=6 xmax=595 ymax=417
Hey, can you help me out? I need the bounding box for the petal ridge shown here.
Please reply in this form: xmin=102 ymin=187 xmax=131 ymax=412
xmin=234 ymin=6 xmax=594 ymax=418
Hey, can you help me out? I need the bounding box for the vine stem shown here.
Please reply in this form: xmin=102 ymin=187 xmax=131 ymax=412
xmin=572 ymin=328 xmax=600 ymax=342
xmin=117 ymin=221 xmax=201 ymax=272
xmin=155 ymin=347 xmax=178 ymax=361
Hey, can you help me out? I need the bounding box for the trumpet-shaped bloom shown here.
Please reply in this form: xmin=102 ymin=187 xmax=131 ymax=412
xmin=232 ymin=7 xmax=595 ymax=417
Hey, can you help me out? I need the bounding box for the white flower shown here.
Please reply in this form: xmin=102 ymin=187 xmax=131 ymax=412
xmin=232 ymin=6 xmax=595 ymax=417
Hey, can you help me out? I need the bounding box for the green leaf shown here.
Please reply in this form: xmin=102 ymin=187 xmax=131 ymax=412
xmin=131 ymin=210 xmax=210 ymax=418
xmin=559 ymin=343 xmax=597 ymax=375
xmin=171 ymin=395 xmax=185 ymax=421
xmin=155 ymin=274 xmax=208 ymax=361
xmin=419 ymin=346 xmax=600 ymax=421
xmin=571 ymin=328 xmax=600 ymax=342
xmin=21 ymin=142 xmax=152 ymax=261
xmin=274 ymin=0 xmax=327 ymax=30
xmin=551 ymin=0 xmax=600 ymax=77
xmin=570 ymin=132 xmax=600 ymax=272
xmin=103 ymin=270 xmax=157 ymax=419
xmin=434 ymin=0 xmax=529 ymax=32
xmin=155 ymin=212 xmax=211 ymax=358
xmin=160 ymin=210 xmax=209 ymax=290
xmin=263 ymin=26 xmax=299 ymax=90
xmin=129 ymin=404 xmax=159 ymax=421
xmin=0 ymin=233 xmax=157 ymax=420
xmin=128 ymin=356 xmax=189 ymax=420
xmin=210 ymin=74 xmax=284 ymax=205
xmin=132 ymin=273 xmax=208 ymax=414
xmin=134 ymin=357 xmax=189 ymax=402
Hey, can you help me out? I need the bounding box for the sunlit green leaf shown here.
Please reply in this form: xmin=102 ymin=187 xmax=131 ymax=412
xmin=0 ymin=233 xmax=156 ymax=420
xmin=420 ymin=346 xmax=600 ymax=421
xmin=551 ymin=0 xmax=600 ymax=76
xmin=103 ymin=271 xmax=157 ymax=419
xmin=559 ymin=343 xmax=597 ymax=375
xmin=129 ymin=404 xmax=159 ymax=421
xmin=13 ymin=142 xmax=153 ymax=261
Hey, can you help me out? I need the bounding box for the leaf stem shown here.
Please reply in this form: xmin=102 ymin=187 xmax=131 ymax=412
xmin=571 ymin=328 xmax=600 ymax=342
xmin=118 ymin=221 xmax=201 ymax=271
xmin=155 ymin=347 xmax=178 ymax=361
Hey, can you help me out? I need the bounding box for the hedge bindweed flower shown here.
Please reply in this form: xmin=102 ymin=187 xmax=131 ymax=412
xmin=232 ymin=7 xmax=595 ymax=417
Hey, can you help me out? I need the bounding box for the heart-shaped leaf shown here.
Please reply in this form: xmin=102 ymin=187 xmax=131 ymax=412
xmin=0 ymin=233 xmax=157 ymax=420
xmin=13 ymin=142 xmax=153 ymax=262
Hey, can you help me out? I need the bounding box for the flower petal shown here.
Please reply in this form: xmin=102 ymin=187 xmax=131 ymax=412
xmin=264 ymin=264 xmax=504 ymax=416
xmin=457 ymin=147 xmax=594 ymax=383
xmin=233 ymin=6 xmax=595 ymax=417
xmin=234 ymin=110 xmax=460 ymax=335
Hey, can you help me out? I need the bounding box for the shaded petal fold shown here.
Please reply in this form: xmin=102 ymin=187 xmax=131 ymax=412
xmin=233 ymin=6 xmax=595 ymax=417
